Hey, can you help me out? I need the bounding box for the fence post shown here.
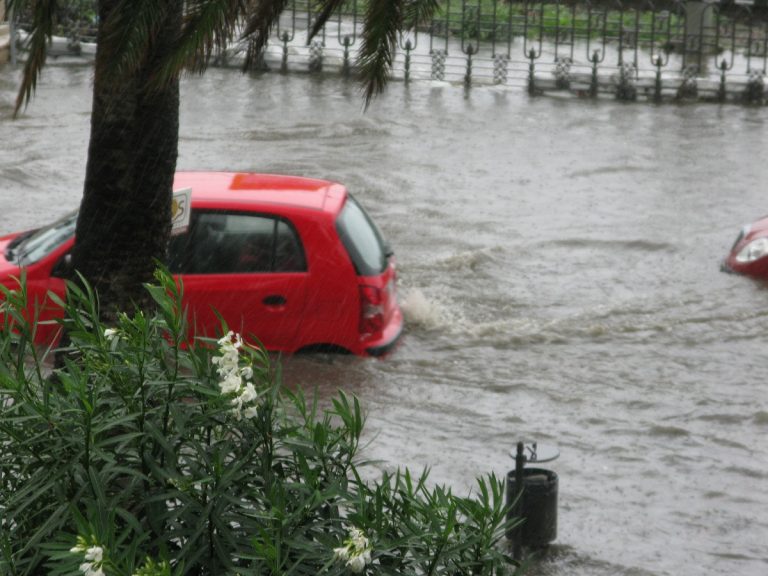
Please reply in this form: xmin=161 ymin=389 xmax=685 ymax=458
xmin=281 ymin=32 xmax=290 ymax=73
xmin=527 ymin=49 xmax=537 ymax=95
xmin=342 ymin=36 xmax=351 ymax=77
xmin=590 ymin=50 xmax=600 ymax=98
xmin=653 ymin=55 xmax=663 ymax=103
xmin=717 ymin=59 xmax=728 ymax=103
xmin=464 ymin=43 xmax=476 ymax=89
xmin=512 ymin=442 xmax=525 ymax=563
xmin=404 ymin=40 xmax=412 ymax=85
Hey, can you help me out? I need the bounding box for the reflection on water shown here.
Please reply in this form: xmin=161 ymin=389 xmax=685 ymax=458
xmin=2 ymin=64 xmax=768 ymax=576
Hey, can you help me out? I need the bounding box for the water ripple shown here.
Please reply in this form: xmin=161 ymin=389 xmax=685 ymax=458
xmin=567 ymin=165 xmax=652 ymax=179
xmin=544 ymin=238 xmax=674 ymax=252
xmin=648 ymin=425 xmax=690 ymax=437
xmin=242 ymin=121 xmax=391 ymax=141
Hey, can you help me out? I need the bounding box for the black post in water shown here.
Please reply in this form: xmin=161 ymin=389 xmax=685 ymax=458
xmin=513 ymin=441 xmax=525 ymax=563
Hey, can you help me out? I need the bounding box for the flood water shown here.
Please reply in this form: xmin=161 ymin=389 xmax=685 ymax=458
xmin=2 ymin=63 xmax=768 ymax=576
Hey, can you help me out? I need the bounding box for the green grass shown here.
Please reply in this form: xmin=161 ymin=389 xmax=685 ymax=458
xmin=25 ymin=0 xmax=727 ymax=52
xmin=315 ymin=0 xmax=690 ymax=46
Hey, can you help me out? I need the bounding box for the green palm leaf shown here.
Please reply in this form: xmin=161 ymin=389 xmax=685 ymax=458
xmin=10 ymin=0 xmax=57 ymax=115
xmin=240 ymin=0 xmax=290 ymax=71
xmin=96 ymin=0 xmax=169 ymax=83
xmin=358 ymin=0 xmax=405 ymax=105
xmin=308 ymin=0 xmax=347 ymax=41
xmin=173 ymin=0 xmax=249 ymax=76
xmin=404 ymin=0 xmax=441 ymax=28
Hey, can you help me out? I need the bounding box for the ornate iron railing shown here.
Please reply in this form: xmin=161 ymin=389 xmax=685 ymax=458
xmin=12 ymin=1 xmax=768 ymax=103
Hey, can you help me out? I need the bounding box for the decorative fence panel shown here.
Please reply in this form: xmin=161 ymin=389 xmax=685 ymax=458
xmin=12 ymin=1 xmax=768 ymax=103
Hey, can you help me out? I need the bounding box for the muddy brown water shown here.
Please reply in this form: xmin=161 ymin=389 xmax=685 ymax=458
xmin=1 ymin=63 xmax=767 ymax=576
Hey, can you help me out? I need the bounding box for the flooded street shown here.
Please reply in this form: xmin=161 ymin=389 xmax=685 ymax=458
xmin=2 ymin=64 xmax=768 ymax=576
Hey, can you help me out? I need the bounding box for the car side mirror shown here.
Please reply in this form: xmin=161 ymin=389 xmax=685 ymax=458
xmin=51 ymin=253 xmax=73 ymax=278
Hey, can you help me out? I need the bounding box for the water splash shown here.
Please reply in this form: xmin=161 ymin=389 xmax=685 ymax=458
xmin=399 ymin=288 xmax=453 ymax=331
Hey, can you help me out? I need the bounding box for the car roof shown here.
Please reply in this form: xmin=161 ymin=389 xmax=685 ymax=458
xmin=174 ymin=171 xmax=347 ymax=214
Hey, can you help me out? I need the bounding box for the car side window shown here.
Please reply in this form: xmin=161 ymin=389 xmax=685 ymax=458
xmin=274 ymin=220 xmax=306 ymax=272
xmin=167 ymin=212 xmax=306 ymax=274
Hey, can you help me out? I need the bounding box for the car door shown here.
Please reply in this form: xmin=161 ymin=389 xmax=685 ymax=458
xmin=169 ymin=211 xmax=309 ymax=352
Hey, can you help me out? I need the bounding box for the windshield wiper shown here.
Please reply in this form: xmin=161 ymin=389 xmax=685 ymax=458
xmin=4 ymin=230 xmax=36 ymax=263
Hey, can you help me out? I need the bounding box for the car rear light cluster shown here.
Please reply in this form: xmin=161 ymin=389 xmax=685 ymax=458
xmin=359 ymin=285 xmax=384 ymax=335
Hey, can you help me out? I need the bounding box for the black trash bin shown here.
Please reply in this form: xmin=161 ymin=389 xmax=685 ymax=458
xmin=506 ymin=467 xmax=558 ymax=547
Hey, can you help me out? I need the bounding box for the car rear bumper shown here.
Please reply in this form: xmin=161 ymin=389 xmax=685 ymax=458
xmin=365 ymin=308 xmax=403 ymax=357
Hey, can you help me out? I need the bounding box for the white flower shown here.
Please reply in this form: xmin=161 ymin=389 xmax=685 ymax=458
xmin=104 ymin=328 xmax=119 ymax=342
xmin=212 ymin=331 xmax=262 ymax=420
xmin=219 ymin=372 xmax=242 ymax=395
xmin=333 ymin=527 xmax=372 ymax=573
xmin=240 ymin=382 xmax=258 ymax=403
xmin=350 ymin=528 xmax=368 ymax=550
xmin=213 ymin=349 xmax=239 ymax=373
xmin=347 ymin=554 xmax=366 ymax=573
xmin=217 ymin=330 xmax=234 ymax=346
xmin=217 ymin=331 xmax=242 ymax=349
xmin=71 ymin=542 xmax=105 ymax=576
xmin=84 ymin=546 xmax=103 ymax=563
xmin=333 ymin=546 xmax=350 ymax=561
xmin=243 ymin=406 xmax=259 ymax=419
xmin=79 ymin=562 xmax=104 ymax=576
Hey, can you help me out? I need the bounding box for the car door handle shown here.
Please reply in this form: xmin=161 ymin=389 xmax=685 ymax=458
xmin=263 ymin=295 xmax=287 ymax=306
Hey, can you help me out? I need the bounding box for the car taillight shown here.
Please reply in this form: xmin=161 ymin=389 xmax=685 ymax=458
xmin=359 ymin=285 xmax=384 ymax=335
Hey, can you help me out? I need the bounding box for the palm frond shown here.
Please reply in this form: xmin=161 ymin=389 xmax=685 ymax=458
xmin=11 ymin=0 xmax=58 ymax=117
xmin=358 ymin=0 xmax=405 ymax=107
xmin=240 ymin=0 xmax=290 ymax=71
xmin=96 ymin=0 xmax=171 ymax=84
xmin=170 ymin=0 xmax=249 ymax=77
xmin=307 ymin=0 xmax=346 ymax=42
xmin=404 ymin=0 xmax=441 ymax=29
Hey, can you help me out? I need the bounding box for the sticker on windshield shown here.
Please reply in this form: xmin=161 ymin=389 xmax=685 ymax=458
xmin=171 ymin=188 xmax=192 ymax=235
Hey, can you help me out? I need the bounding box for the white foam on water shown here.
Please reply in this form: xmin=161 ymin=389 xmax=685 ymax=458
xmin=399 ymin=287 xmax=456 ymax=331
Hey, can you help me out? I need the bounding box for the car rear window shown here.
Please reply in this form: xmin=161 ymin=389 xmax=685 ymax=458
xmin=336 ymin=195 xmax=388 ymax=276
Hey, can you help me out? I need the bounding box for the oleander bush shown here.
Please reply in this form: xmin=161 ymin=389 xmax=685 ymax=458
xmin=0 ymin=270 xmax=519 ymax=575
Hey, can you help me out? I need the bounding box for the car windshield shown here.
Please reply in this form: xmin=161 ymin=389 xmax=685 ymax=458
xmin=336 ymin=195 xmax=389 ymax=276
xmin=14 ymin=211 xmax=78 ymax=265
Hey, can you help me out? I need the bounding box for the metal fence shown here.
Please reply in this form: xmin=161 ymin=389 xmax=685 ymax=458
xmin=12 ymin=1 xmax=768 ymax=103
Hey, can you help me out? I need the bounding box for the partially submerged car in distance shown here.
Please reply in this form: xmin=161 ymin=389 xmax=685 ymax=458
xmin=723 ymin=214 xmax=768 ymax=280
xmin=0 ymin=172 xmax=403 ymax=356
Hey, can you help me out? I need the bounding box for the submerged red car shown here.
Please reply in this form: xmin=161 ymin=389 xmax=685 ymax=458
xmin=723 ymin=214 xmax=768 ymax=279
xmin=0 ymin=172 xmax=403 ymax=356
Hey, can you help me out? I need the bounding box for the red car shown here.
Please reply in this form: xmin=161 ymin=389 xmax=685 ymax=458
xmin=723 ymin=215 xmax=768 ymax=279
xmin=0 ymin=172 xmax=403 ymax=356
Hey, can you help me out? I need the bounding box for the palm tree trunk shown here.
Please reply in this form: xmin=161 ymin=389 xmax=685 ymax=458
xmin=72 ymin=0 xmax=182 ymax=323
